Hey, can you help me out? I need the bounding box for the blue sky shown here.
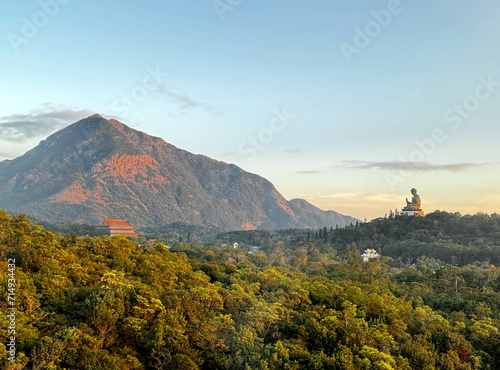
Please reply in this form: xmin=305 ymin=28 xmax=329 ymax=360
xmin=1 ymin=0 xmax=499 ymax=220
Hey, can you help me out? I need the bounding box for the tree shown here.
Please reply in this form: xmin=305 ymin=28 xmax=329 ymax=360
xmin=82 ymin=290 xmax=125 ymax=348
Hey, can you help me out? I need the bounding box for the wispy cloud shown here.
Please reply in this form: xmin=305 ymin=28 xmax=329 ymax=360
xmin=286 ymin=148 xmax=301 ymax=154
xmin=156 ymin=84 xmax=220 ymax=114
xmin=0 ymin=105 xmax=93 ymax=143
xmin=296 ymin=170 xmax=322 ymax=174
xmin=158 ymin=87 xmax=202 ymax=110
xmin=339 ymin=160 xmax=489 ymax=172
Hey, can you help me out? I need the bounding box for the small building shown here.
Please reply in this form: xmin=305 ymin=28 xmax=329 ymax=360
xmin=248 ymin=246 xmax=260 ymax=255
xmin=361 ymin=249 xmax=379 ymax=262
xmin=96 ymin=218 xmax=138 ymax=238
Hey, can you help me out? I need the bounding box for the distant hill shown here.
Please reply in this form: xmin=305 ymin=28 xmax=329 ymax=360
xmin=310 ymin=211 xmax=500 ymax=266
xmin=0 ymin=114 xmax=359 ymax=230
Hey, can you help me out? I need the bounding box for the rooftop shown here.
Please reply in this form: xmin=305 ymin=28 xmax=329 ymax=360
xmin=103 ymin=218 xmax=136 ymax=228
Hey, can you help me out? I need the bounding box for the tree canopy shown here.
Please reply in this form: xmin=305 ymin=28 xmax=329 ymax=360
xmin=1 ymin=210 xmax=499 ymax=369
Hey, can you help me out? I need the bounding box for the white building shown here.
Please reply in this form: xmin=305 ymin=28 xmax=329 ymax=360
xmin=362 ymin=249 xmax=379 ymax=262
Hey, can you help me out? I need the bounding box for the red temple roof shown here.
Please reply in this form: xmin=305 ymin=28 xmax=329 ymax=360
xmin=103 ymin=218 xmax=136 ymax=228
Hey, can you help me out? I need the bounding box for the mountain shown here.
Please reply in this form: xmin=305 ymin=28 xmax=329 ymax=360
xmin=288 ymin=198 xmax=359 ymax=228
xmin=0 ymin=115 xmax=359 ymax=230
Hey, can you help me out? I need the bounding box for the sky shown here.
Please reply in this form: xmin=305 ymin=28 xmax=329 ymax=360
xmin=1 ymin=0 xmax=499 ymax=221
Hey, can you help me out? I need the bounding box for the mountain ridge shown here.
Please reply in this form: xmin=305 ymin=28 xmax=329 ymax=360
xmin=0 ymin=115 xmax=359 ymax=229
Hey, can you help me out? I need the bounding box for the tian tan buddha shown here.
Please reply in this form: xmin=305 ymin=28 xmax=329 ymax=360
xmin=401 ymin=188 xmax=425 ymax=216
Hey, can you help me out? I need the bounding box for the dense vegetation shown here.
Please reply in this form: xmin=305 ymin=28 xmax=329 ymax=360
xmin=1 ymin=210 xmax=500 ymax=369
xmin=310 ymin=211 xmax=500 ymax=266
xmin=202 ymin=212 xmax=500 ymax=267
xmin=35 ymin=211 xmax=500 ymax=268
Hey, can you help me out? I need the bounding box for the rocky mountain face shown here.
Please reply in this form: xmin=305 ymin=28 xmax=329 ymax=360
xmin=0 ymin=115 xmax=358 ymax=230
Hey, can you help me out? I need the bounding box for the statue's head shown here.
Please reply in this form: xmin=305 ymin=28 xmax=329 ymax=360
xmin=411 ymin=188 xmax=417 ymax=194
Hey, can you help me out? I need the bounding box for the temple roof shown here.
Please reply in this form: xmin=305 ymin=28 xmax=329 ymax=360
xmin=103 ymin=218 xmax=136 ymax=228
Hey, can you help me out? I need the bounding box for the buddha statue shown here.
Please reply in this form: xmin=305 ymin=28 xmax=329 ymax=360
xmin=403 ymin=188 xmax=421 ymax=211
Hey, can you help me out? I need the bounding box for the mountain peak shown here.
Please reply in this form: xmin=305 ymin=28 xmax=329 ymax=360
xmin=89 ymin=113 xmax=104 ymax=119
xmin=0 ymin=116 xmax=359 ymax=230
xmin=63 ymin=113 xmax=112 ymax=133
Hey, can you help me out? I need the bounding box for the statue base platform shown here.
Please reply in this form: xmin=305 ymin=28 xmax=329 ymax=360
xmin=400 ymin=209 xmax=425 ymax=217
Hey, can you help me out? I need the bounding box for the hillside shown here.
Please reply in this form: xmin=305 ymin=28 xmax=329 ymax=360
xmin=304 ymin=211 xmax=500 ymax=266
xmin=2 ymin=210 xmax=500 ymax=369
xmin=0 ymin=115 xmax=358 ymax=230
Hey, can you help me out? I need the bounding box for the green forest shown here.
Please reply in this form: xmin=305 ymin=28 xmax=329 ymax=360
xmin=1 ymin=210 xmax=500 ymax=369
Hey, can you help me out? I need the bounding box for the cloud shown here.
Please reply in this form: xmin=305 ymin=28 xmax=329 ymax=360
xmin=0 ymin=105 xmax=94 ymax=143
xmin=296 ymin=170 xmax=322 ymax=174
xmin=339 ymin=160 xmax=489 ymax=172
xmin=160 ymin=89 xmax=203 ymax=110
xmin=286 ymin=148 xmax=301 ymax=154
xmin=156 ymin=84 xmax=220 ymax=114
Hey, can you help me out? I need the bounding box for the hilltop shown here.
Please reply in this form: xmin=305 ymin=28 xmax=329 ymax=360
xmin=0 ymin=115 xmax=358 ymax=230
